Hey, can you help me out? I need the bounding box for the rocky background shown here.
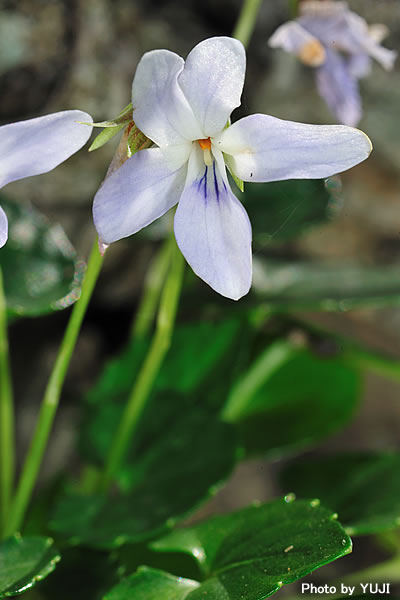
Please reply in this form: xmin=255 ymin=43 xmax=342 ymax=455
xmin=1 ymin=0 xmax=400 ymax=584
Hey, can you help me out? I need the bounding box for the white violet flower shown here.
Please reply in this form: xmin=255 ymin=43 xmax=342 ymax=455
xmin=93 ymin=36 xmax=372 ymax=300
xmin=269 ymin=1 xmax=397 ymax=126
xmin=0 ymin=110 xmax=93 ymax=248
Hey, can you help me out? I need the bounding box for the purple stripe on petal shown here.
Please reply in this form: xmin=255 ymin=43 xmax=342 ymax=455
xmin=174 ymin=145 xmax=252 ymax=300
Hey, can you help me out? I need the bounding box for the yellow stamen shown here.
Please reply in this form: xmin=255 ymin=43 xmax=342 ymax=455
xmin=198 ymin=137 xmax=213 ymax=166
xmin=298 ymin=39 xmax=326 ymax=67
xmin=198 ymin=138 xmax=211 ymax=150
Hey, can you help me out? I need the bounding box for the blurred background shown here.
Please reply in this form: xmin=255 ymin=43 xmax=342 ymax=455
xmin=1 ymin=0 xmax=400 ymax=592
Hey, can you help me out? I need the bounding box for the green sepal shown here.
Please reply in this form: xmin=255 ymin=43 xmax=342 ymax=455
xmin=89 ymin=123 xmax=126 ymax=152
xmin=127 ymin=124 xmax=152 ymax=158
xmin=90 ymin=103 xmax=133 ymax=128
xmin=227 ymin=164 xmax=245 ymax=193
xmin=222 ymin=119 xmax=244 ymax=192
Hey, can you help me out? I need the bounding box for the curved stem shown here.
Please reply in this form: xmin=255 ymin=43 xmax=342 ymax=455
xmin=0 ymin=267 xmax=14 ymax=536
xmin=289 ymin=0 xmax=298 ymax=18
xmin=232 ymin=0 xmax=264 ymax=47
xmin=99 ymin=238 xmax=184 ymax=492
xmin=130 ymin=237 xmax=173 ymax=340
xmin=4 ymin=240 xmax=104 ymax=536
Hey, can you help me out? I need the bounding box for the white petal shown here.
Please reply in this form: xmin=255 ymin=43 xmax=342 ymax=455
xmin=132 ymin=49 xmax=203 ymax=146
xmin=299 ymin=10 xmax=397 ymax=71
xmin=174 ymin=145 xmax=252 ymax=301
xmin=178 ymin=37 xmax=246 ymax=137
xmin=0 ymin=206 xmax=8 ymax=248
xmin=348 ymin=53 xmax=372 ymax=79
xmin=93 ymin=146 xmax=189 ymax=244
xmin=0 ymin=111 xmax=93 ymax=189
xmin=344 ymin=12 xmax=397 ymax=70
xmin=316 ymin=49 xmax=362 ymax=126
xmin=268 ymin=21 xmax=326 ymax=66
xmin=214 ymin=113 xmax=372 ymax=182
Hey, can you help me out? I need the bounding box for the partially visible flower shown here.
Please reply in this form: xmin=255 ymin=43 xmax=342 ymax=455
xmin=269 ymin=1 xmax=397 ymax=126
xmin=0 ymin=110 xmax=93 ymax=248
xmin=93 ymin=36 xmax=372 ymax=301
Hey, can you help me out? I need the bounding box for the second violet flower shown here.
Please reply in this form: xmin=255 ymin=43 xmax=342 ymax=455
xmin=269 ymin=1 xmax=397 ymax=126
xmin=93 ymin=36 xmax=372 ymax=300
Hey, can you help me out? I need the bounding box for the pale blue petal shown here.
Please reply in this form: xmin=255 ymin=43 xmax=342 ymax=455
xmin=348 ymin=53 xmax=372 ymax=79
xmin=214 ymin=113 xmax=372 ymax=182
xmin=299 ymin=12 xmax=357 ymax=53
xmin=316 ymin=49 xmax=362 ymax=126
xmin=93 ymin=146 xmax=189 ymax=244
xmin=178 ymin=37 xmax=246 ymax=137
xmin=0 ymin=111 xmax=93 ymax=189
xmin=0 ymin=206 xmax=8 ymax=248
xmin=299 ymin=9 xmax=396 ymax=70
xmin=132 ymin=49 xmax=203 ymax=146
xmin=268 ymin=21 xmax=326 ymax=66
xmin=174 ymin=145 xmax=252 ymax=301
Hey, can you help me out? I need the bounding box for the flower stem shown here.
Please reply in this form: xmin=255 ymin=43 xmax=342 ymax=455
xmin=4 ymin=240 xmax=104 ymax=536
xmin=288 ymin=0 xmax=298 ymax=18
xmin=99 ymin=238 xmax=184 ymax=492
xmin=130 ymin=237 xmax=173 ymax=340
xmin=341 ymin=344 xmax=400 ymax=383
xmin=232 ymin=0 xmax=264 ymax=47
xmin=0 ymin=267 xmax=15 ymax=536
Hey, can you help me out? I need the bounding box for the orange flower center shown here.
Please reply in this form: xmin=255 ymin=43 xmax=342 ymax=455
xmin=198 ymin=138 xmax=212 ymax=150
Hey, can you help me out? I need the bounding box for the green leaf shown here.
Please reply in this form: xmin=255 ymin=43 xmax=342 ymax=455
xmin=105 ymin=498 xmax=352 ymax=600
xmin=104 ymin=567 xmax=200 ymax=600
xmin=280 ymin=453 xmax=400 ymax=536
xmin=81 ymin=320 xmax=241 ymax=467
xmin=51 ymin=405 xmax=237 ymax=548
xmin=0 ymin=196 xmax=84 ymax=317
xmin=0 ymin=535 xmax=60 ymax=598
xmin=89 ymin=123 xmax=125 ymax=151
xmin=252 ymin=258 xmax=400 ymax=312
xmin=157 ymin=320 xmax=241 ymax=393
xmin=49 ymin=320 xmax=242 ymax=549
xmin=222 ymin=341 xmax=360 ymax=456
xmin=243 ymin=179 xmax=332 ymax=243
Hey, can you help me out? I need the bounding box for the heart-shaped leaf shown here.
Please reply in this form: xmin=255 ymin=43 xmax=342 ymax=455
xmin=0 ymin=535 xmax=60 ymax=598
xmin=104 ymin=497 xmax=352 ymax=600
xmin=81 ymin=320 xmax=241 ymax=470
xmin=51 ymin=404 xmax=237 ymax=548
xmin=0 ymin=196 xmax=84 ymax=317
xmin=222 ymin=341 xmax=360 ymax=456
xmin=280 ymin=453 xmax=400 ymax=535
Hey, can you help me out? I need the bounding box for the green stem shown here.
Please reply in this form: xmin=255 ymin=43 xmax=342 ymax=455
xmin=295 ymin=316 xmax=400 ymax=386
xmin=341 ymin=345 xmax=400 ymax=384
xmin=288 ymin=0 xmax=298 ymax=18
xmin=0 ymin=268 xmax=15 ymax=536
xmin=4 ymin=240 xmax=104 ymax=536
xmin=99 ymin=238 xmax=184 ymax=492
xmin=232 ymin=0 xmax=263 ymax=47
xmin=130 ymin=237 xmax=173 ymax=339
